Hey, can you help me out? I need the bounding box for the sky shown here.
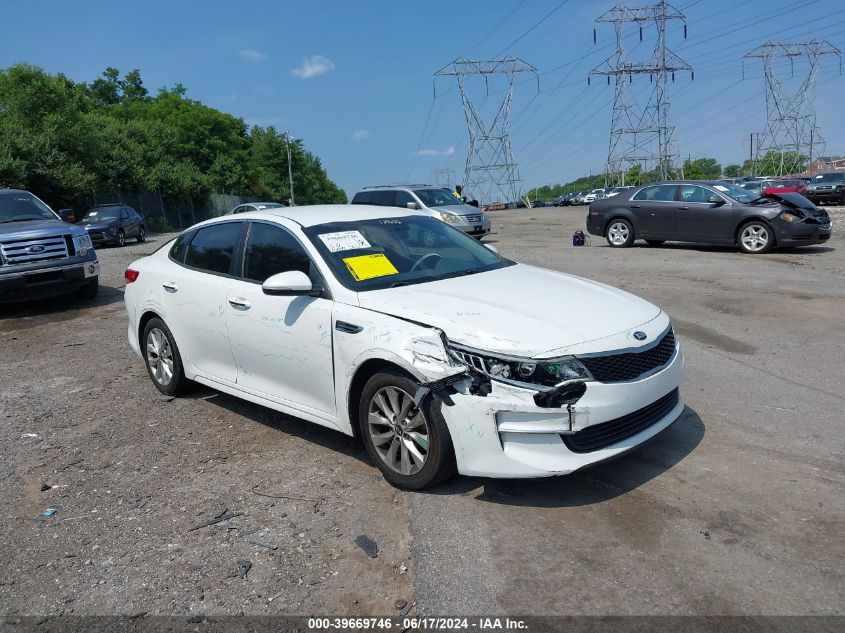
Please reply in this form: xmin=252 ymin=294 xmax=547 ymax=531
xmin=2 ymin=0 xmax=844 ymax=199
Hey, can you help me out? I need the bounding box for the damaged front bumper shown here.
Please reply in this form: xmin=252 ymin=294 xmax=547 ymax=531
xmin=435 ymin=341 xmax=685 ymax=478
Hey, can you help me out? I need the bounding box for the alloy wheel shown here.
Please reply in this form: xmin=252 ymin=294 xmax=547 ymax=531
xmin=367 ymin=386 xmax=430 ymax=476
xmin=741 ymin=225 xmax=769 ymax=252
xmin=607 ymin=221 xmax=630 ymax=246
xmin=146 ymin=327 xmax=174 ymax=386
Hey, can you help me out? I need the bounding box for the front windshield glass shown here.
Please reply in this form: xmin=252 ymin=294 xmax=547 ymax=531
xmin=0 ymin=192 xmax=56 ymax=223
xmin=82 ymin=207 xmax=121 ymax=223
xmin=304 ymin=216 xmax=512 ymax=291
xmin=413 ymin=189 xmax=463 ymax=208
xmin=712 ymin=183 xmax=758 ymax=203
xmin=815 ymin=173 xmax=845 ymax=183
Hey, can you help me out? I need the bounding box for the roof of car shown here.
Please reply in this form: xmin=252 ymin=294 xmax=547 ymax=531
xmin=203 ymin=204 xmax=427 ymax=229
xmin=0 ymin=188 xmax=30 ymax=195
xmin=360 ymin=184 xmax=435 ymax=190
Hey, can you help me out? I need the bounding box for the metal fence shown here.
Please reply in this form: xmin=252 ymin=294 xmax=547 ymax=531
xmin=89 ymin=191 xmax=263 ymax=232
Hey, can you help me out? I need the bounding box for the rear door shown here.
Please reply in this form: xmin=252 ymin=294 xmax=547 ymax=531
xmin=629 ymin=184 xmax=678 ymax=238
xmin=160 ymin=221 xmax=245 ymax=382
xmin=674 ymin=185 xmax=738 ymax=243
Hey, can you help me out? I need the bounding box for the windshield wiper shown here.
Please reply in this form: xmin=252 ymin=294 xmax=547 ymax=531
xmin=462 ymin=268 xmax=483 ymax=276
xmin=390 ymin=281 xmax=409 ymax=288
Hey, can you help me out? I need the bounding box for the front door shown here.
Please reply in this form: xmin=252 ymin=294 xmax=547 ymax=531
xmin=225 ymin=221 xmax=336 ymax=415
xmin=630 ymin=184 xmax=678 ymax=238
xmin=674 ymin=185 xmax=738 ymax=243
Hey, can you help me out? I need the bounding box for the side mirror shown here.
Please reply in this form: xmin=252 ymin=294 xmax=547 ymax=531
xmin=484 ymin=243 xmax=499 ymax=253
xmin=58 ymin=209 xmax=76 ymax=223
xmin=405 ymin=202 xmax=419 ymax=210
xmin=708 ymin=195 xmax=725 ymax=205
xmin=262 ymin=271 xmax=319 ymax=297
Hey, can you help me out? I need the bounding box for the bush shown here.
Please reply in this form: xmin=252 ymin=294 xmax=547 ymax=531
xmin=147 ymin=216 xmax=176 ymax=233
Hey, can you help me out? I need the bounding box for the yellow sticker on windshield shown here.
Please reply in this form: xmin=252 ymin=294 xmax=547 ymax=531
xmin=342 ymin=253 xmax=399 ymax=281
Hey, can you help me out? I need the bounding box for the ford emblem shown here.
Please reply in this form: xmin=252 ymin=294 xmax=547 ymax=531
xmin=633 ymin=331 xmax=647 ymax=341
xmin=26 ymin=245 xmax=46 ymax=254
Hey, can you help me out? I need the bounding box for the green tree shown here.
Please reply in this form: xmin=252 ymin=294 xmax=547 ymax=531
xmin=723 ymin=164 xmax=741 ymax=177
xmin=682 ymin=157 xmax=721 ymax=180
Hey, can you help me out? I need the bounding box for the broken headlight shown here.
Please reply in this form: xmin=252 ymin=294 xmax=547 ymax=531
xmin=448 ymin=344 xmax=593 ymax=388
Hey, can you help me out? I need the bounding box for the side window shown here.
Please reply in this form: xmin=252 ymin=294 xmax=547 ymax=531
xmin=633 ymin=185 xmax=677 ymax=202
xmin=243 ymin=223 xmax=312 ymax=283
xmin=679 ymin=186 xmax=712 ymax=203
xmin=184 ymin=223 xmax=242 ymax=275
xmin=120 ymin=208 xmax=129 ymax=219
xmin=394 ymin=190 xmax=415 ymax=209
xmin=370 ymin=191 xmax=394 ymax=206
xmin=169 ymin=231 xmax=192 ymax=263
xmin=351 ymin=192 xmax=372 ymax=205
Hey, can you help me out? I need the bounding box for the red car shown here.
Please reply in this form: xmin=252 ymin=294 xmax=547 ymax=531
xmin=763 ymin=179 xmax=807 ymax=196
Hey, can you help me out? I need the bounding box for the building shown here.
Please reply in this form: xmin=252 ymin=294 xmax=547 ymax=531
xmin=804 ymin=156 xmax=845 ymax=176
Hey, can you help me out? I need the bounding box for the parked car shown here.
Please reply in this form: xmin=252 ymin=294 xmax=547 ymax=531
xmin=0 ymin=189 xmax=99 ymax=302
xmin=605 ymin=187 xmax=629 ymax=198
xmin=583 ymin=189 xmax=605 ymax=204
xmin=351 ymin=185 xmax=491 ymax=239
xmin=125 ymin=204 xmax=685 ymax=489
xmin=806 ymin=172 xmax=845 ymax=205
xmin=80 ymin=204 xmax=145 ymax=247
xmin=226 ymin=201 xmax=286 ymax=215
xmin=739 ymin=180 xmax=776 ymax=196
xmin=763 ymin=179 xmax=807 ymax=197
xmin=586 ymin=181 xmax=831 ymax=254
xmin=530 ymin=200 xmax=546 ymax=208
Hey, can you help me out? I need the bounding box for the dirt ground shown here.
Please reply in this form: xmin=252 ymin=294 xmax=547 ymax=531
xmin=1 ymin=206 xmax=843 ymax=619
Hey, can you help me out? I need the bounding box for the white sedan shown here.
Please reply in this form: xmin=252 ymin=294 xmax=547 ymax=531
xmin=124 ymin=205 xmax=685 ymax=489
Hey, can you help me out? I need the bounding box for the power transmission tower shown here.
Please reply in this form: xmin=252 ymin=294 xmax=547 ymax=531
xmin=434 ymin=57 xmax=538 ymax=204
xmin=431 ymin=168 xmax=456 ymax=188
xmin=743 ymin=40 xmax=841 ymax=176
xmin=589 ymin=1 xmax=692 ymax=186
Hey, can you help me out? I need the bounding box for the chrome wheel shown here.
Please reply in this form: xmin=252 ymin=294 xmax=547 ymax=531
xmin=146 ymin=327 xmax=174 ymax=386
xmin=741 ymin=224 xmax=769 ymax=252
xmin=367 ymin=386 xmax=430 ymax=476
xmin=607 ymin=221 xmax=630 ymax=246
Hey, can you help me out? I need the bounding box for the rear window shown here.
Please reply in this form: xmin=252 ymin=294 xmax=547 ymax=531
xmin=184 ymin=222 xmax=242 ymax=275
xmin=351 ymin=191 xmax=372 ymax=205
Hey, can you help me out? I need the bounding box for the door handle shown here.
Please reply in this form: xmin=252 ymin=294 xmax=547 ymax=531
xmin=228 ymin=297 xmax=251 ymax=309
xmin=631 ymin=204 xmax=641 ymax=208
xmin=162 ymin=282 xmax=178 ymax=292
xmin=677 ymin=205 xmax=690 ymax=210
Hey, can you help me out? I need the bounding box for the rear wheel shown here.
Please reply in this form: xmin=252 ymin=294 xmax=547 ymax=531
xmin=137 ymin=226 xmax=146 ymax=243
xmin=738 ymin=221 xmax=774 ymax=254
xmin=606 ymin=219 xmax=635 ymax=248
xmin=359 ymin=370 xmax=456 ymax=490
xmin=142 ymin=318 xmax=190 ymax=396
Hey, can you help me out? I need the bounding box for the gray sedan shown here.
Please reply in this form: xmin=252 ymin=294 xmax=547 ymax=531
xmin=586 ymin=181 xmax=831 ymax=254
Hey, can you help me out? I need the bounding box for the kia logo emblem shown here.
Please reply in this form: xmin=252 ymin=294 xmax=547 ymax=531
xmin=633 ymin=331 xmax=647 ymax=341
xmin=26 ymin=245 xmax=46 ymax=254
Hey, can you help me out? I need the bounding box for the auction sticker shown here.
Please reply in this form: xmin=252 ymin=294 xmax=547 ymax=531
xmin=319 ymin=230 xmax=371 ymax=252
xmin=342 ymin=253 xmax=398 ymax=281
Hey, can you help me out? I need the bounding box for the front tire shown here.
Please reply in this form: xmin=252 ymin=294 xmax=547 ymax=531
xmin=142 ymin=318 xmax=190 ymax=396
xmin=117 ymin=230 xmax=126 ymax=247
xmin=606 ymin=218 xmax=635 ymax=248
xmin=358 ymin=370 xmax=456 ymax=490
xmin=738 ymin=220 xmax=774 ymax=254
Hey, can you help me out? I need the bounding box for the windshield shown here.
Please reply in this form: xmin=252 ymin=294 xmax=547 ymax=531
xmin=815 ymin=173 xmax=845 ymax=183
xmin=413 ymin=189 xmax=463 ymax=208
xmin=771 ymin=180 xmax=800 ymax=187
xmin=0 ymin=192 xmax=57 ymax=223
xmin=82 ymin=207 xmax=121 ymax=223
xmin=712 ymin=183 xmax=758 ymax=203
xmin=305 ymin=216 xmax=511 ymax=291
xmin=255 ymin=203 xmax=284 ymax=209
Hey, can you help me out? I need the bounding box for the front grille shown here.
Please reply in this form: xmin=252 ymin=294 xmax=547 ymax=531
xmin=0 ymin=235 xmax=70 ymax=265
xmin=562 ymin=388 xmax=680 ymax=453
xmin=580 ymin=329 xmax=676 ymax=383
xmin=463 ymin=213 xmax=483 ymax=223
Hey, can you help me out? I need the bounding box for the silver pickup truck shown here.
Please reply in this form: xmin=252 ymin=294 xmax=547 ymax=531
xmin=0 ymin=189 xmax=99 ymax=303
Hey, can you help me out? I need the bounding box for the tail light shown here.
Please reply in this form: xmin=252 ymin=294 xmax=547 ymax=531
xmin=125 ymin=268 xmax=140 ymax=283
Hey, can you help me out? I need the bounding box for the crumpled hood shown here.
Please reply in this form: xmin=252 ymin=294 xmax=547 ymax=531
xmin=759 ymin=191 xmax=817 ymax=211
xmin=357 ymin=263 xmax=662 ymax=357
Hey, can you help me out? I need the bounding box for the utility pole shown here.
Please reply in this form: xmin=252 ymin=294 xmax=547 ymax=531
xmin=285 ymin=131 xmax=295 ymax=206
xmin=589 ymin=1 xmax=693 ymax=186
xmin=434 ymin=57 xmax=539 ymax=206
xmin=743 ymin=40 xmax=841 ymax=176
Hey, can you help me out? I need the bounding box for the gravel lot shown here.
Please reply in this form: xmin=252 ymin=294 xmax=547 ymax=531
xmin=1 ymin=207 xmax=843 ymax=618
